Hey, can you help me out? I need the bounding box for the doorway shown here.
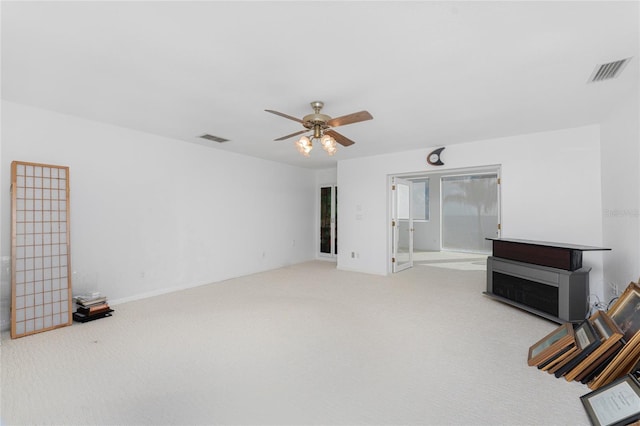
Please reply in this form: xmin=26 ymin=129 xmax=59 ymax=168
xmin=319 ymin=185 xmax=337 ymax=258
xmin=390 ymin=166 xmax=501 ymax=272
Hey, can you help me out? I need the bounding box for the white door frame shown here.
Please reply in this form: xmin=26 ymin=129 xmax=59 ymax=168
xmin=391 ymin=176 xmax=414 ymax=272
xmin=388 ymin=165 xmax=501 ymax=273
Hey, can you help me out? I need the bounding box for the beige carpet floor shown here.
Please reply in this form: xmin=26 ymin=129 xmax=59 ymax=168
xmin=1 ymin=260 xmax=590 ymax=425
xmin=413 ymin=251 xmax=488 ymax=271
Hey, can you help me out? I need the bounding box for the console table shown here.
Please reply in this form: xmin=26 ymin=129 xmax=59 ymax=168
xmin=484 ymin=238 xmax=610 ymax=323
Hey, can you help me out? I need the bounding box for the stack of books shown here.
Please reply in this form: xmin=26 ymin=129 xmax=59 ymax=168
xmin=72 ymin=293 xmax=113 ymax=323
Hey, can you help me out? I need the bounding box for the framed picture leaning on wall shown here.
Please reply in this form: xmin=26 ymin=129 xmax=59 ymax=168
xmin=608 ymin=281 xmax=640 ymax=343
xmin=565 ymin=310 xmax=624 ymax=382
xmin=528 ymin=323 xmax=575 ymax=367
xmin=581 ymin=374 xmax=640 ymax=426
xmin=544 ymin=318 xmax=599 ymax=375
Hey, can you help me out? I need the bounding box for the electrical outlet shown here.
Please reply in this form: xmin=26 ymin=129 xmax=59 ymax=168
xmin=609 ymin=281 xmax=619 ymax=297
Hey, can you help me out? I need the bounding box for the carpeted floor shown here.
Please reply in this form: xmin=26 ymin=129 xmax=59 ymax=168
xmin=1 ymin=261 xmax=590 ymax=425
xmin=413 ymin=250 xmax=488 ymax=271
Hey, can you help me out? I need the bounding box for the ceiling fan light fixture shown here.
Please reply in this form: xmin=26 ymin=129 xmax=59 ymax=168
xmin=296 ymin=136 xmax=313 ymax=157
xmin=321 ymin=134 xmax=337 ymax=156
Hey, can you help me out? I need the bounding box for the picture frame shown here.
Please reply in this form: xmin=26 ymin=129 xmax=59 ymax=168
xmin=592 ymin=309 xmax=624 ymax=340
xmin=556 ymin=311 xmax=617 ymax=379
xmin=578 ymin=341 xmax=624 ymax=384
xmin=554 ymin=328 xmax=601 ymax=378
xmin=538 ymin=343 xmax=577 ymax=372
xmin=630 ymin=358 xmax=640 ymax=382
xmin=566 ymin=310 xmax=624 ymax=382
xmin=581 ymin=374 xmax=640 ymax=426
xmin=528 ymin=323 xmax=575 ymax=367
xmin=589 ymin=333 xmax=640 ymax=391
xmin=542 ymin=345 xmax=579 ymax=373
xmin=608 ymin=282 xmax=640 ymax=342
xmin=545 ymin=319 xmax=599 ymax=374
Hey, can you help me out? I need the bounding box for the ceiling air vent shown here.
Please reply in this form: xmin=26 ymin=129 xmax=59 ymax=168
xmin=199 ymin=134 xmax=230 ymax=143
xmin=588 ymin=57 xmax=632 ymax=83
xmin=200 ymin=133 xmax=229 ymax=143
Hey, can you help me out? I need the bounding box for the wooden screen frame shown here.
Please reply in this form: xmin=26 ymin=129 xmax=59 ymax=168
xmin=10 ymin=161 xmax=73 ymax=338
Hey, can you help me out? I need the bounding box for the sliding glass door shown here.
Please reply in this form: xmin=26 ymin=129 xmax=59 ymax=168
xmin=441 ymin=173 xmax=499 ymax=253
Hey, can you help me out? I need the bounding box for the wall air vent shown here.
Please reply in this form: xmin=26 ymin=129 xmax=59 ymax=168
xmin=199 ymin=134 xmax=230 ymax=143
xmin=588 ymin=57 xmax=632 ymax=83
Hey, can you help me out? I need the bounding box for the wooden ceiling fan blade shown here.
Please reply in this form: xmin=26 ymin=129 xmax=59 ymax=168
xmin=325 ymin=130 xmax=355 ymax=147
xmin=326 ymin=111 xmax=373 ymax=128
xmin=265 ymin=109 xmax=304 ymax=124
xmin=274 ymin=130 xmax=307 ymax=141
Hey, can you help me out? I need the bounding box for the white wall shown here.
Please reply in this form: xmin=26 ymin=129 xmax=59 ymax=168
xmin=0 ymin=101 xmax=317 ymax=330
xmin=337 ymin=125 xmax=606 ymax=298
xmin=315 ymin=168 xmax=337 ymax=187
xmin=600 ymin=90 xmax=640 ymax=299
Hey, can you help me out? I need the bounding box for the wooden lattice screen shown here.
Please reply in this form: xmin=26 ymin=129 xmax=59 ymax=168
xmin=10 ymin=161 xmax=72 ymax=338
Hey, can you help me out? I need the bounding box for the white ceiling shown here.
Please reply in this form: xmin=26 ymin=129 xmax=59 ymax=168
xmin=2 ymin=1 xmax=638 ymax=169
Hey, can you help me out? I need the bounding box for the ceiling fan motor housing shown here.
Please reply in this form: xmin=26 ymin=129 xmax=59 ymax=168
xmin=302 ymin=101 xmax=331 ymax=131
xmin=302 ymin=113 xmax=331 ymax=129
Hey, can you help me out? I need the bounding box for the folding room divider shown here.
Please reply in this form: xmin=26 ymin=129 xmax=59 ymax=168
xmin=10 ymin=161 xmax=72 ymax=338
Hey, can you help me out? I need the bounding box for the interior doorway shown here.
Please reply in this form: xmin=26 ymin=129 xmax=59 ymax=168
xmin=319 ymin=185 xmax=337 ymax=258
xmin=389 ymin=166 xmax=501 ymax=272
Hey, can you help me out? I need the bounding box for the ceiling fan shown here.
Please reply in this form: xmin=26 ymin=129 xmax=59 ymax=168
xmin=265 ymin=101 xmax=373 ymax=156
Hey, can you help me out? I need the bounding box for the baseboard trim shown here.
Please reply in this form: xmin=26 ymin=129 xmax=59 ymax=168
xmin=109 ymin=279 xmax=214 ymax=306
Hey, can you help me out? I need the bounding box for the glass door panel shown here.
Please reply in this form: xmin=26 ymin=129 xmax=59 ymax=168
xmin=392 ymin=178 xmax=413 ymax=272
xmin=441 ymin=173 xmax=499 ymax=253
